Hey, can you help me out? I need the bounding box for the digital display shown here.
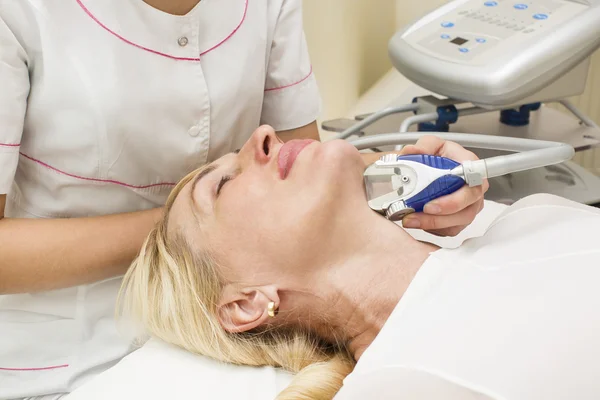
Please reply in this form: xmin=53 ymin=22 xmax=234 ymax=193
xmin=450 ymin=37 xmax=469 ymax=45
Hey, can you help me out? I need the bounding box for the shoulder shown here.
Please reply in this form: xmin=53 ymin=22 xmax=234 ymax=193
xmin=457 ymin=194 xmax=600 ymax=267
xmin=336 ymin=365 xmax=504 ymax=400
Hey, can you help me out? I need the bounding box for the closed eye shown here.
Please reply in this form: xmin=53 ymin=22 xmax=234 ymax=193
xmin=217 ymin=176 xmax=232 ymax=196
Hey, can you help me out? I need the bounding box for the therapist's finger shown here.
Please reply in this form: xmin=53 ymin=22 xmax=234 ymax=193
xmin=423 ymin=183 xmax=486 ymax=216
xmin=402 ymin=201 xmax=482 ymax=234
xmin=399 ymin=139 xmax=444 ymax=158
xmin=400 ymin=136 xmax=480 ymax=163
xmin=425 ymin=225 xmax=469 ymax=238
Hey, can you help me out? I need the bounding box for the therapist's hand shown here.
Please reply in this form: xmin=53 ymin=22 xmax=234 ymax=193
xmin=399 ymin=135 xmax=489 ymax=237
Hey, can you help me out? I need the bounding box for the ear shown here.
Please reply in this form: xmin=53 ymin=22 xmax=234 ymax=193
xmin=217 ymin=285 xmax=279 ymax=333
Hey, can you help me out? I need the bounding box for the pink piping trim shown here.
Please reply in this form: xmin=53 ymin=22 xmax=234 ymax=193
xmin=75 ymin=0 xmax=248 ymax=60
xmin=201 ymin=0 xmax=248 ymax=56
xmin=0 ymin=142 xmax=20 ymax=147
xmin=0 ymin=364 xmax=69 ymax=371
xmin=264 ymin=66 xmax=313 ymax=92
xmin=19 ymin=153 xmax=176 ymax=189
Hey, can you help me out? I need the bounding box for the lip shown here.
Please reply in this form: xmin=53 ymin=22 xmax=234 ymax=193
xmin=277 ymin=139 xmax=315 ymax=179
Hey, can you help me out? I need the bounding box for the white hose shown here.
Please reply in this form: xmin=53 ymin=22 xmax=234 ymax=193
xmin=350 ymin=132 xmax=575 ymax=186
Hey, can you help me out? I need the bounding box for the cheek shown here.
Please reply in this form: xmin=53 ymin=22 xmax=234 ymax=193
xmin=217 ymin=175 xmax=269 ymax=226
xmin=213 ymin=175 xmax=281 ymax=255
xmin=212 ymin=176 xmax=316 ymax=270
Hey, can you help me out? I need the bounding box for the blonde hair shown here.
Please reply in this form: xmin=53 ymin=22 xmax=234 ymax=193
xmin=118 ymin=166 xmax=355 ymax=399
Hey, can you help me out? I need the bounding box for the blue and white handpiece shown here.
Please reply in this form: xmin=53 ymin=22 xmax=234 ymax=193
xmin=363 ymin=154 xmax=467 ymax=221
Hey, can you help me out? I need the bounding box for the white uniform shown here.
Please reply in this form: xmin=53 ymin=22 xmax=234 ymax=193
xmin=0 ymin=0 xmax=320 ymax=398
xmin=336 ymin=194 xmax=600 ymax=400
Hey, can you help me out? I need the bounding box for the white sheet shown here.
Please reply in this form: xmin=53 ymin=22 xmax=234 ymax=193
xmin=66 ymin=200 xmax=507 ymax=400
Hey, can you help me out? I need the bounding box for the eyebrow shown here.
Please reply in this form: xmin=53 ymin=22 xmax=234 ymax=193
xmin=188 ymin=151 xmax=239 ymax=207
xmin=190 ymin=164 xmax=217 ymax=205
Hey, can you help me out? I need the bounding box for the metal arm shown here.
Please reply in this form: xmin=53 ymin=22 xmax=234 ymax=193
xmin=558 ymin=99 xmax=600 ymax=130
xmin=332 ymin=104 xmax=420 ymax=140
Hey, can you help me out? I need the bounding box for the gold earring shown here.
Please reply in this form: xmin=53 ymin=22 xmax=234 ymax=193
xmin=267 ymin=302 xmax=277 ymax=318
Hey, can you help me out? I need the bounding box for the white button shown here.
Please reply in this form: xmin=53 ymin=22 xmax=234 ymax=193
xmin=178 ymin=36 xmax=189 ymax=47
xmin=188 ymin=126 xmax=201 ymax=137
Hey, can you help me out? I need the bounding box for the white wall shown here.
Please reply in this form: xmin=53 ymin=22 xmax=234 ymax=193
xmin=302 ymin=0 xmax=396 ymax=121
xmin=395 ymin=0 xmax=446 ymax=29
xmin=557 ymin=53 xmax=600 ymax=174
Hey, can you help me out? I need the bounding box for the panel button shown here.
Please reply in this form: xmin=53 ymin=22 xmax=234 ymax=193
xmin=459 ymin=48 xmax=470 ymax=53
xmin=484 ymin=1 xmax=498 ymax=6
xmin=533 ymin=13 xmax=549 ymax=20
xmin=441 ymin=21 xmax=455 ymax=28
xmin=514 ymin=4 xmax=528 ymax=9
xmin=441 ymin=34 xmax=451 ymax=39
xmin=476 ymin=38 xmax=487 ymax=43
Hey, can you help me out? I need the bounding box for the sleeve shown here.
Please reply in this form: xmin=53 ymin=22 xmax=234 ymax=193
xmin=0 ymin=10 xmax=29 ymax=194
xmin=261 ymin=0 xmax=322 ymax=131
xmin=334 ymin=367 xmax=502 ymax=400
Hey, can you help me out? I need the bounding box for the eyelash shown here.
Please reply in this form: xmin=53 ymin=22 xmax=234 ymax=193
xmin=217 ymin=176 xmax=232 ymax=195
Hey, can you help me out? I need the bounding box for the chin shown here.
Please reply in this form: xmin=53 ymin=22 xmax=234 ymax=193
xmin=317 ymin=139 xmax=360 ymax=163
xmin=305 ymin=139 xmax=365 ymax=193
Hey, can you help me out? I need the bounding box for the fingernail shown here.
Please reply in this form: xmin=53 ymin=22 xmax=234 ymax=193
xmin=424 ymin=203 xmax=442 ymax=215
xmin=403 ymin=217 xmax=421 ymax=229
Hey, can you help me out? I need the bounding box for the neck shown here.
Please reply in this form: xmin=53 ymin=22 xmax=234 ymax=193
xmin=278 ymin=215 xmax=438 ymax=361
xmin=143 ymin=0 xmax=200 ymax=15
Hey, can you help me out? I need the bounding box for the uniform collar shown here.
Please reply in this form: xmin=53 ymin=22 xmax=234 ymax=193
xmin=76 ymin=0 xmax=248 ymax=60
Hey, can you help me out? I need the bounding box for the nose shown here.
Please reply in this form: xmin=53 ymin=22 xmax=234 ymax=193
xmin=239 ymin=125 xmax=282 ymax=166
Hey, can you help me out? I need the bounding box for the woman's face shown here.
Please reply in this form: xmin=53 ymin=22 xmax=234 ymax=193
xmin=169 ymin=125 xmax=369 ymax=284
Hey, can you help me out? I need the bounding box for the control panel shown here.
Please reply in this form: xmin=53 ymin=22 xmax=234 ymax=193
xmin=403 ymin=0 xmax=588 ymax=64
xmin=388 ymin=0 xmax=600 ymax=107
